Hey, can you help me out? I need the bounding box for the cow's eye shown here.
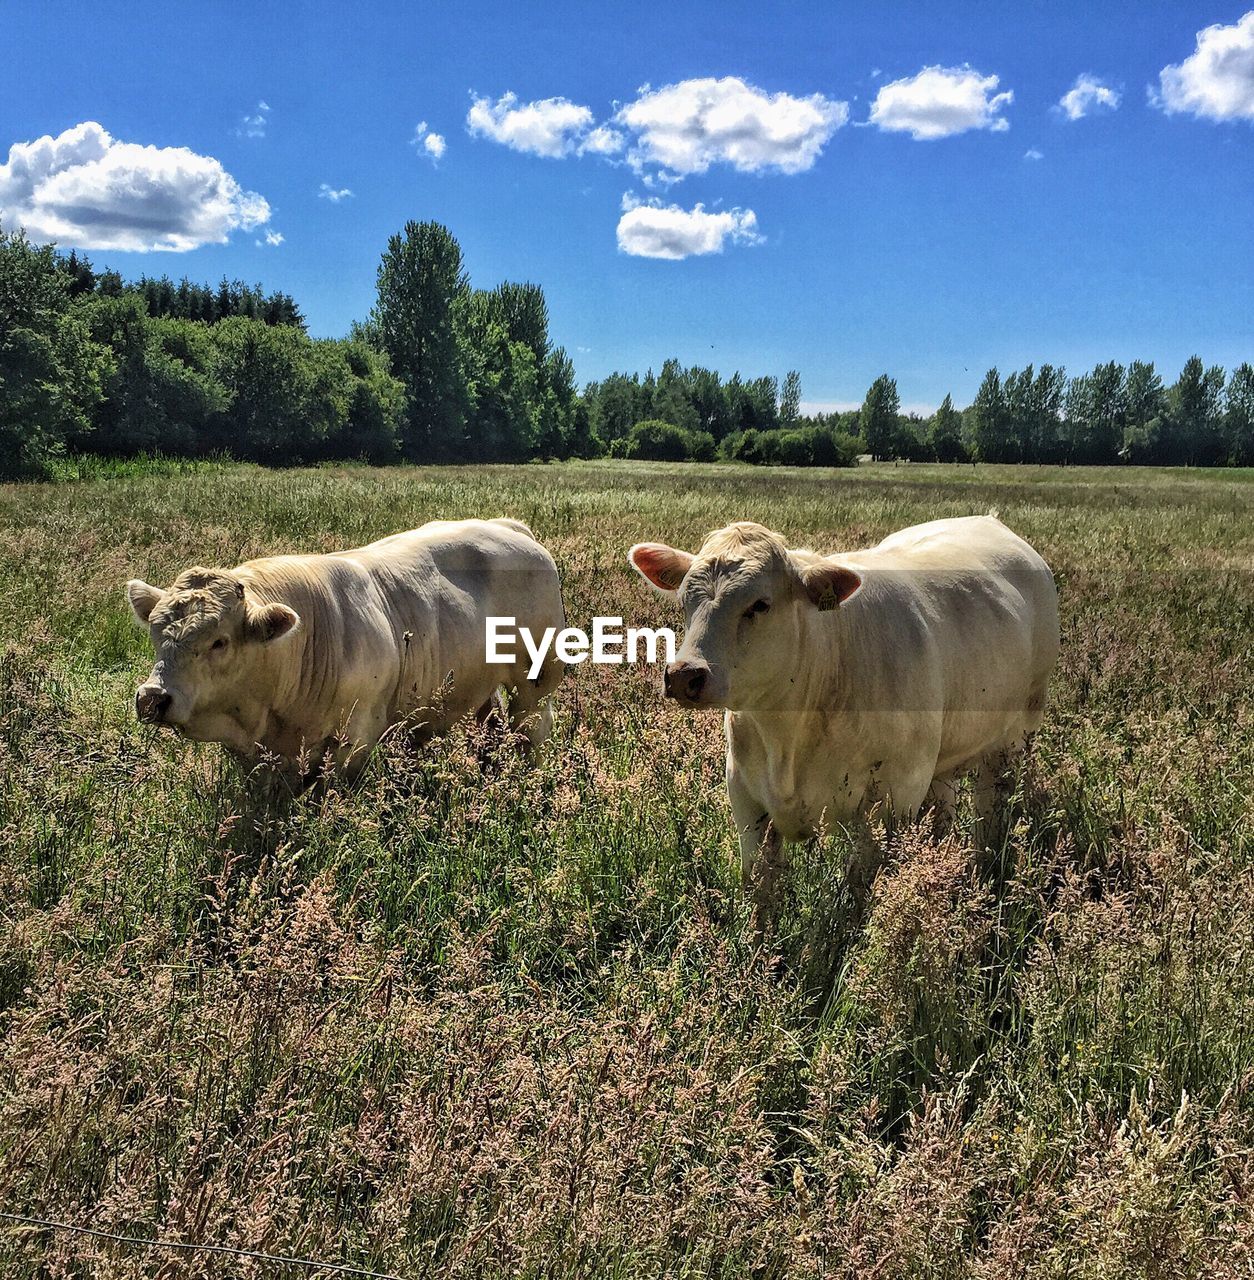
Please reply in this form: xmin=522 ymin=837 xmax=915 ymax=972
xmin=744 ymin=599 xmax=771 ymax=618
xmin=210 ymin=637 xmax=229 ymax=652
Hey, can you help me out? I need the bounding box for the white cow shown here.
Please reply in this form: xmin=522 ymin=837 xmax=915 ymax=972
xmin=127 ymin=518 xmax=564 ymax=778
xmin=629 ymin=515 xmax=1059 ymax=918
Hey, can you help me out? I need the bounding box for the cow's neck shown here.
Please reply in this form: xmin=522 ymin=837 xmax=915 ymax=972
xmin=729 ymin=607 xmax=857 ymax=802
xmin=224 ymin=628 xmax=311 ymax=753
xmin=735 ymin=633 xmax=841 ymax=792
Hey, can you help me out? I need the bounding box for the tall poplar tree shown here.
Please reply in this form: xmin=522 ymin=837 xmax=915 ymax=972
xmin=860 ymin=374 xmax=900 ymax=460
xmin=371 ymin=221 xmax=470 ymax=460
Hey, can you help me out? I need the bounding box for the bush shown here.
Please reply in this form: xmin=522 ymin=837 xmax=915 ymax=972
xmin=625 ymin=419 xmax=703 ymax=462
xmin=720 ymin=429 xmax=763 ymax=464
xmin=817 ymin=429 xmax=861 ymax=467
xmin=756 ymin=431 xmax=783 ymax=465
xmin=688 ymin=429 xmax=716 ymax=462
xmin=775 ymin=429 xmax=815 ymax=466
xmin=719 ymin=426 xmax=858 ymax=469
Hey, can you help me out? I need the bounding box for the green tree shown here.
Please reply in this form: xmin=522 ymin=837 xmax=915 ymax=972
xmin=82 ymin=295 xmax=229 ymax=455
xmin=860 ymin=374 xmax=900 ymax=460
xmin=780 ymin=369 xmax=801 ymax=427
xmin=489 ymin=282 xmax=550 ymax=368
xmin=588 ymin=373 xmax=643 ymax=444
xmin=1061 ymin=366 xmax=1127 ymax=465
xmin=1168 ymin=356 xmax=1226 ymax=466
xmin=538 ymin=346 xmax=577 ymax=458
xmin=330 ymin=339 xmax=405 ymax=462
xmin=745 ymin=376 xmax=779 ymax=432
xmin=1122 ymin=361 xmax=1166 ymax=462
xmin=927 ymin=393 xmax=965 ymax=462
xmin=1003 ymin=365 xmax=1034 ymax=462
xmin=688 ymin=366 xmax=730 ymax=439
xmin=970 ymin=369 xmax=1016 ymax=462
xmin=0 ymin=229 xmax=108 ymax=478
xmin=208 ymin=318 xmax=347 ymax=462
xmin=1029 ymin=364 xmax=1067 ymax=462
xmin=1225 ymin=363 xmax=1254 ymax=466
xmin=371 ymin=221 xmax=471 ymax=460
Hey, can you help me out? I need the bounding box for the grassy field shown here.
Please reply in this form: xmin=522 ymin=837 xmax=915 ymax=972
xmin=1 ymin=458 xmax=1252 ymax=1278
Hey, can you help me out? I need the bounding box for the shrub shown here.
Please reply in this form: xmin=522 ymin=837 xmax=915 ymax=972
xmin=720 ymin=429 xmax=763 ymax=464
xmin=722 ymin=426 xmax=858 ymax=468
xmin=688 ymin=429 xmax=716 ymax=462
xmin=775 ymin=429 xmax=815 ymax=466
xmin=625 ymin=418 xmax=700 ymax=462
xmin=819 ymin=430 xmax=861 ymax=467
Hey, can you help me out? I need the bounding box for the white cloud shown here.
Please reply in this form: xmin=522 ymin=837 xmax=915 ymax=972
xmin=1057 ymin=74 xmax=1121 ymax=121
xmin=1154 ymin=11 xmax=1254 ymax=121
xmin=411 ymin=122 xmax=447 ymax=162
xmin=257 ymin=228 xmax=284 ymax=247
xmin=1023 ymin=147 xmax=1044 ymax=160
xmin=579 ymin=124 xmax=626 ymax=156
xmin=616 ymin=193 xmax=762 ymax=259
xmin=615 ymin=77 xmax=848 ymax=179
xmin=0 ymin=121 xmax=272 ymax=252
xmin=318 ymin=183 xmax=353 ymax=202
xmin=869 ymin=65 xmax=1012 ymax=139
xmin=466 ymin=92 xmax=594 ymax=158
xmin=240 ymin=101 xmax=270 ymax=138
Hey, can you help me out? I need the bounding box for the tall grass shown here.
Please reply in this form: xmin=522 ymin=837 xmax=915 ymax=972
xmin=0 ymin=459 xmax=1251 ymax=1276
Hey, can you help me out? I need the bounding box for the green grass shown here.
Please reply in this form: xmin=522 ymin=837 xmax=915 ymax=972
xmin=0 ymin=458 xmax=1251 ymax=1277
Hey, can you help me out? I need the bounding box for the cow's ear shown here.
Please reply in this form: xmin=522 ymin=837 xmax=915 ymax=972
xmin=126 ymin=580 xmax=166 ymax=625
xmin=628 ymin=543 xmax=694 ymax=594
xmin=797 ymin=561 xmax=861 ymax=612
xmin=246 ymin=602 xmax=301 ymax=645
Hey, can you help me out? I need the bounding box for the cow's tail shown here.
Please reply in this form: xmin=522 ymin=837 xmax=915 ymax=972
xmin=492 ymin=517 xmax=536 ymax=541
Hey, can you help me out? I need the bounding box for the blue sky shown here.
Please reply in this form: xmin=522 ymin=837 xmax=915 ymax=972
xmin=2 ymin=1 xmax=1252 ymax=411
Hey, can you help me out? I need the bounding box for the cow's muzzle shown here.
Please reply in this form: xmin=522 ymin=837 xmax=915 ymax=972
xmin=664 ymin=660 xmax=711 ymax=705
xmin=135 ymin=684 xmax=173 ymax=725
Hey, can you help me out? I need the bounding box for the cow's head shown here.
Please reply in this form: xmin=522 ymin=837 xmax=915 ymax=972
xmin=126 ymin=567 xmax=299 ymax=748
xmin=628 ymin=522 xmax=860 ymax=711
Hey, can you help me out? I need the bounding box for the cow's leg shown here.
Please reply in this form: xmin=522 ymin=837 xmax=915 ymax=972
xmin=842 ymin=814 xmax=886 ymax=917
xmin=729 ymin=771 xmax=784 ymax=935
xmin=924 ymin=772 xmax=960 ymax=839
xmin=506 ymin=679 xmax=555 ymax=754
xmin=475 ymin=690 xmax=509 ymax=755
xmin=844 ymin=765 xmax=930 ymax=914
xmin=476 ymin=689 xmax=506 ymax=728
xmin=973 ymin=735 xmax=1027 ymax=854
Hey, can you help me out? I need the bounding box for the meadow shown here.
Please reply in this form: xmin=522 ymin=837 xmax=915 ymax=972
xmin=0 ymin=458 xmax=1252 ymax=1278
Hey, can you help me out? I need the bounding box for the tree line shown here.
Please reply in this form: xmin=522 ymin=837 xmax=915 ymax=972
xmin=1 ymin=221 xmax=588 ymax=478
xmin=2 ymin=220 xmax=1251 ymax=479
xmin=2 ymin=230 xmax=403 ymax=476
xmin=60 ymin=251 xmax=305 ymax=327
xmin=595 ymin=361 xmax=1253 ymax=468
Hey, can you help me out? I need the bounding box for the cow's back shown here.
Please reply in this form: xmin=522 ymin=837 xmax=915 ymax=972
xmin=837 ymin=515 xmax=1058 ymax=774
